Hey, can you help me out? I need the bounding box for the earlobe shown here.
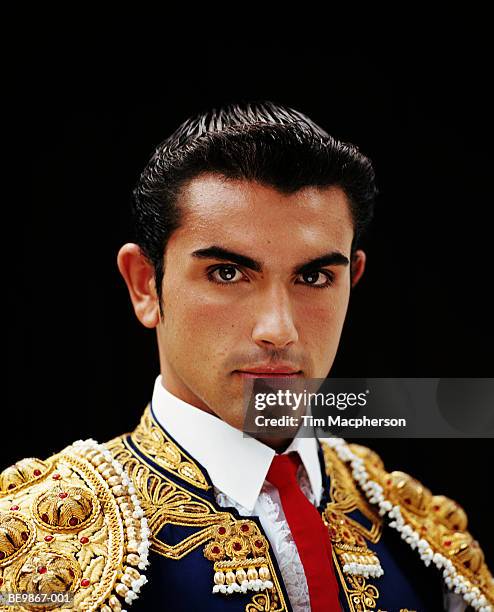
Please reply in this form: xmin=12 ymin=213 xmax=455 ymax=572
xmin=117 ymin=243 xmax=160 ymax=328
xmin=351 ymin=249 xmax=366 ymax=288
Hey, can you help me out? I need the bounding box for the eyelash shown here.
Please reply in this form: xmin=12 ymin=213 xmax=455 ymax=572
xmin=206 ymin=265 xmax=335 ymax=289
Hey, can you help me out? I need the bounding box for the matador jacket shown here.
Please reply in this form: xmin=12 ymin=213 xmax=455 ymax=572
xmin=1 ymin=405 xmax=493 ymax=612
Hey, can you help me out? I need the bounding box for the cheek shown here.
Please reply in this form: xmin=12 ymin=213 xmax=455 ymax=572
xmin=296 ymin=290 xmax=350 ymax=349
xmin=164 ymin=283 xmax=246 ymax=351
xmin=299 ymin=291 xmax=349 ymax=328
xmin=187 ymin=295 xmax=243 ymax=331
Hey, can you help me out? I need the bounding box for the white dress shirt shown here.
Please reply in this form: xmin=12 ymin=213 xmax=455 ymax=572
xmin=151 ymin=375 xmax=322 ymax=612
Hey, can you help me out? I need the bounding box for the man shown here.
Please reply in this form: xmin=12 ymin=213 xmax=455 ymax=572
xmin=1 ymin=102 xmax=492 ymax=611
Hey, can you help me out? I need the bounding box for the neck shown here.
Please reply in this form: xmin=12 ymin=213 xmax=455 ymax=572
xmin=251 ymin=434 xmax=295 ymax=453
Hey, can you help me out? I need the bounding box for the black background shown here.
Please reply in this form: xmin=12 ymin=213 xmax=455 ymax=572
xmin=6 ymin=42 xmax=493 ymax=564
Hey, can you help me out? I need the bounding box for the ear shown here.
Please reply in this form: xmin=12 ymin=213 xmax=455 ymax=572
xmin=117 ymin=243 xmax=160 ymax=328
xmin=351 ymin=249 xmax=366 ymax=288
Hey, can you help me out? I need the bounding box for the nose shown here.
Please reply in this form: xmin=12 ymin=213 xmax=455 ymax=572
xmin=251 ymin=285 xmax=299 ymax=349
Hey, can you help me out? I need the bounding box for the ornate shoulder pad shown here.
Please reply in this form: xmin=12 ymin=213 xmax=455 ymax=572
xmin=326 ymin=440 xmax=494 ymax=611
xmin=0 ymin=440 xmax=150 ymax=611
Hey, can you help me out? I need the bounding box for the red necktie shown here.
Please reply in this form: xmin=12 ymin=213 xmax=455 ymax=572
xmin=266 ymin=452 xmax=341 ymax=611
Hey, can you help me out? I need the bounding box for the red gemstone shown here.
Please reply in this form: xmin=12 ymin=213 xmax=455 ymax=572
xmin=81 ymin=579 xmax=90 ymax=587
xmin=453 ymin=524 xmax=459 ymax=531
xmin=21 ymin=532 xmax=28 ymax=542
xmin=254 ymin=540 xmax=263 ymax=548
xmin=80 ymin=537 xmax=89 ymax=544
xmin=38 ymin=566 xmax=47 ymax=574
xmin=59 ymin=492 xmax=68 ymax=499
xmin=404 ymin=497 xmax=412 ymax=505
xmin=218 ymin=527 xmax=226 ymax=535
xmin=52 ymin=474 xmax=61 ymax=480
xmin=211 ymin=546 xmax=220 ymax=554
xmin=233 ymin=542 xmax=242 ymax=551
xmin=240 ymin=524 xmax=249 ymax=532
xmin=0 ymin=551 xmax=5 ymax=559
xmin=386 ymin=479 xmax=392 ymax=486
xmin=69 ymin=517 xmax=78 ymax=526
xmin=44 ymin=535 xmax=54 ymax=542
xmin=10 ymin=505 xmax=19 ymax=511
xmin=0 ymin=578 xmax=3 ymax=586
xmin=433 ymin=505 xmax=440 ymax=511
xmin=8 ymin=484 xmax=15 ymax=490
xmin=41 ymin=513 xmax=49 ymax=523
xmin=444 ymin=540 xmax=452 ymax=547
xmin=33 ymin=469 xmax=42 ymax=477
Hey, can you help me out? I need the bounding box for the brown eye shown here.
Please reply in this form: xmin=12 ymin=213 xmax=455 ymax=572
xmin=298 ymin=270 xmax=334 ymax=288
xmin=210 ymin=265 xmax=242 ymax=283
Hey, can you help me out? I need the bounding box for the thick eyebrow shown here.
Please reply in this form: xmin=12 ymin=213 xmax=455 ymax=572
xmin=295 ymin=251 xmax=350 ymax=274
xmin=191 ymin=245 xmax=350 ymax=274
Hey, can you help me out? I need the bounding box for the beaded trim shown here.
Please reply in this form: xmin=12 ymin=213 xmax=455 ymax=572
xmin=325 ymin=438 xmax=492 ymax=612
xmin=71 ymin=439 xmax=150 ymax=610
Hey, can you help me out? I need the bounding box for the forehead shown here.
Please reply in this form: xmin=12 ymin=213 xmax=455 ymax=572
xmin=172 ymin=173 xmax=355 ymax=258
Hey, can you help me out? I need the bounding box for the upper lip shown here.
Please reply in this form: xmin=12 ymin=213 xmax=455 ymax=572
xmin=235 ymin=363 xmax=302 ymax=374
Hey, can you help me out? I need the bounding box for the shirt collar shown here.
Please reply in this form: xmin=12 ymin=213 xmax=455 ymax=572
xmin=151 ymin=375 xmax=322 ymax=512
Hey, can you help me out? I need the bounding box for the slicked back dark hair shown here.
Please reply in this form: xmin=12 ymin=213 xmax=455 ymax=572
xmin=132 ymin=101 xmax=378 ymax=310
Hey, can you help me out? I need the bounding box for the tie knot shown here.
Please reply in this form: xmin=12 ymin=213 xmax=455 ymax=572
xmin=266 ymin=452 xmax=301 ymax=490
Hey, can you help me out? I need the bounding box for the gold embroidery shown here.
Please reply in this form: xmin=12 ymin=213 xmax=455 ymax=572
xmin=204 ymin=520 xmax=274 ymax=596
xmin=32 ymin=483 xmax=100 ymax=533
xmin=246 ymin=591 xmax=283 ymax=611
xmin=106 ymin=436 xmax=224 ymax=560
xmin=349 ymin=443 xmax=494 ymax=606
xmin=13 ymin=550 xmax=82 ymax=610
xmin=0 ymin=443 xmax=147 ymax=611
xmin=332 ymin=546 xmax=379 ymax=611
xmin=130 ymin=404 xmax=210 ymax=490
xmin=322 ymin=443 xmax=382 ymax=544
xmin=0 ymin=512 xmax=37 ymax=568
xmin=105 ymin=434 xmax=289 ymax=610
xmin=0 ymin=459 xmax=51 ymax=496
xmin=322 ymin=445 xmax=382 ymax=611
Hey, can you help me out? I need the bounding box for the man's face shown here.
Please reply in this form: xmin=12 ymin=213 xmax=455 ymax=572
xmin=155 ymin=173 xmax=358 ymax=430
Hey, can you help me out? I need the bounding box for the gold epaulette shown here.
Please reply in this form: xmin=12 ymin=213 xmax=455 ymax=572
xmin=346 ymin=442 xmax=494 ymax=608
xmin=0 ymin=439 xmax=150 ymax=611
